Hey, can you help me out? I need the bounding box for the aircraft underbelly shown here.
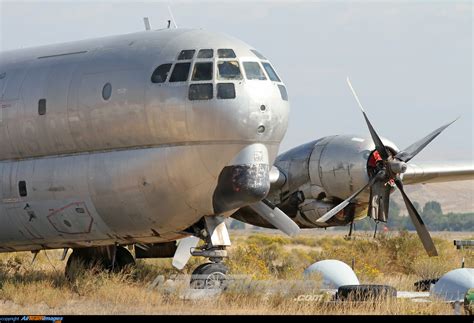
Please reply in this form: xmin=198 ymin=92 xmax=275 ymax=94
xmin=0 ymin=142 xmax=277 ymax=252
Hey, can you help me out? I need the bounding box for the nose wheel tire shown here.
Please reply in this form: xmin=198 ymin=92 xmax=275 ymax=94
xmin=190 ymin=262 xmax=228 ymax=289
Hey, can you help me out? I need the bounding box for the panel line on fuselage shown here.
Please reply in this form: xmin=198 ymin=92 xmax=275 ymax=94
xmin=0 ymin=139 xmax=282 ymax=163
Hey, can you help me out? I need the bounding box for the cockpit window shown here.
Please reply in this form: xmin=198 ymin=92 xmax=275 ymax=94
xmin=151 ymin=63 xmax=172 ymax=83
xmin=189 ymin=83 xmax=213 ymax=100
xmin=278 ymin=84 xmax=288 ymax=101
xmin=217 ymin=83 xmax=236 ymax=99
xmin=197 ymin=49 xmax=213 ymax=59
xmin=218 ymin=61 xmax=242 ymax=80
xmin=178 ymin=50 xmax=195 ymax=60
xmin=192 ymin=62 xmax=213 ymax=81
xmin=261 ymin=62 xmax=281 ymax=82
xmin=243 ymin=62 xmax=267 ymax=80
xmin=250 ymin=49 xmax=267 ymax=60
xmin=217 ymin=49 xmax=236 ymax=58
xmin=169 ymin=63 xmax=191 ymax=82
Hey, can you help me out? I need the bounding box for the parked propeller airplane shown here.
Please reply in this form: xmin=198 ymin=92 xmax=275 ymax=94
xmin=0 ymin=26 xmax=472 ymax=286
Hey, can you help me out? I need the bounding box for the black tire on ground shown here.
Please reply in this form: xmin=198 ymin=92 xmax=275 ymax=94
xmin=190 ymin=262 xmax=228 ymax=290
xmin=337 ymin=284 xmax=397 ymax=301
xmin=414 ymin=278 xmax=439 ymax=292
xmin=65 ymin=250 xmax=106 ymax=281
xmin=65 ymin=246 xmax=136 ymax=280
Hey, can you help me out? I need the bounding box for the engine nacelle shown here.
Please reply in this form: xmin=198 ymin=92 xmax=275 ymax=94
xmin=308 ymin=135 xmax=398 ymax=201
xmin=298 ymin=199 xmax=369 ymax=228
xmin=242 ymin=134 xmax=399 ymax=229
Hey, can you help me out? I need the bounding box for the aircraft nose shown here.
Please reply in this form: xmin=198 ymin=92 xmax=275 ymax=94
xmin=185 ymin=79 xmax=289 ymax=145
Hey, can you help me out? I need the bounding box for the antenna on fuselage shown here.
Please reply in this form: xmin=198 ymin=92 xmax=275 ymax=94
xmin=143 ymin=17 xmax=151 ymax=31
xmin=168 ymin=5 xmax=178 ymax=28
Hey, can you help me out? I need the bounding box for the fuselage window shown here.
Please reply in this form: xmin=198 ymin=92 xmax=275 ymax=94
xmin=217 ymin=83 xmax=236 ymax=99
xmin=262 ymin=62 xmax=281 ymax=82
xmin=102 ymin=83 xmax=112 ymax=100
xmin=243 ymin=62 xmax=267 ymax=80
xmin=192 ymin=62 xmax=213 ymax=81
xmin=151 ymin=63 xmax=172 ymax=83
xmin=218 ymin=61 xmax=242 ymax=80
xmin=278 ymin=84 xmax=288 ymax=101
xmin=189 ymin=83 xmax=213 ymax=100
xmin=19 ymin=181 xmax=27 ymax=197
xmin=169 ymin=63 xmax=191 ymax=82
xmin=178 ymin=50 xmax=195 ymax=60
xmin=218 ymin=49 xmax=236 ymax=58
xmin=250 ymin=49 xmax=267 ymax=60
xmin=38 ymin=99 xmax=46 ymax=115
xmin=197 ymin=49 xmax=213 ymax=59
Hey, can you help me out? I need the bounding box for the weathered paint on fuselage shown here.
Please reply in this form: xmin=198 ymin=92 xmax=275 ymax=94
xmin=0 ymin=28 xmax=290 ymax=251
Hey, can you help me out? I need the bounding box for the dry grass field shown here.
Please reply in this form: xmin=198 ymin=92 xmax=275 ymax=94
xmin=0 ymin=230 xmax=472 ymax=315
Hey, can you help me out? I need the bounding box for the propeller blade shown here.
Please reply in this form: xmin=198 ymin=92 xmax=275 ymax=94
xmin=395 ymin=119 xmax=458 ymax=163
xmin=394 ymin=179 xmax=438 ymax=257
xmin=172 ymin=236 xmax=200 ymax=270
xmin=249 ymin=200 xmax=301 ymax=237
xmin=379 ymin=184 xmax=391 ymax=222
xmin=346 ymin=77 xmax=390 ymax=160
xmin=317 ymin=175 xmax=377 ymax=223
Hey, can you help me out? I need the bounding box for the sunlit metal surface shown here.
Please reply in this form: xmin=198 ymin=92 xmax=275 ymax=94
xmin=0 ymin=28 xmax=289 ymax=252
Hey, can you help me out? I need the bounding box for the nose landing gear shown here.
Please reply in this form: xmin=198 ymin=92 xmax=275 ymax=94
xmin=186 ymin=216 xmax=231 ymax=289
xmin=190 ymin=262 xmax=229 ymax=289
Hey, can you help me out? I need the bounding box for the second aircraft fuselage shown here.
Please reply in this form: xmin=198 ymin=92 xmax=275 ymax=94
xmin=0 ymin=28 xmax=290 ymax=252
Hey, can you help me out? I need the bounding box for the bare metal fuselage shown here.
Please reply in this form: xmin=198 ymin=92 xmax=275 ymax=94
xmin=0 ymin=29 xmax=290 ymax=252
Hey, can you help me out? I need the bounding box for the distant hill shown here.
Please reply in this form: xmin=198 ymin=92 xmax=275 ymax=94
xmin=391 ymin=180 xmax=474 ymax=214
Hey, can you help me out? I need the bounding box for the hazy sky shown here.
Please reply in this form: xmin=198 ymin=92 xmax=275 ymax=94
xmin=0 ymin=1 xmax=472 ymax=162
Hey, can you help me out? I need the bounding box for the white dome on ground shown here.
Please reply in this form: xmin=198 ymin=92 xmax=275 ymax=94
xmin=431 ymin=268 xmax=474 ymax=302
xmin=304 ymin=259 xmax=360 ymax=289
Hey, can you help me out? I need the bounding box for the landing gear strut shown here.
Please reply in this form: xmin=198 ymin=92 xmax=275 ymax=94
xmin=188 ymin=216 xmax=231 ymax=289
xmin=65 ymin=245 xmax=135 ymax=280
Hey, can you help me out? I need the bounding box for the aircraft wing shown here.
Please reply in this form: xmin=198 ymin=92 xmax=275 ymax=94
xmin=402 ymin=161 xmax=474 ymax=185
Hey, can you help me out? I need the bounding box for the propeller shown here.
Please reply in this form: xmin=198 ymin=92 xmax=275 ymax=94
xmin=249 ymin=199 xmax=301 ymax=237
xmin=317 ymin=77 xmax=457 ymax=257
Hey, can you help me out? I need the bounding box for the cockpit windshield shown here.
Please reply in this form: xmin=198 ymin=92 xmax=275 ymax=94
xmin=152 ymin=48 xmax=287 ymax=101
xmin=242 ymin=62 xmax=267 ymax=80
xmin=197 ymin=49 xmax=213 ymax=59
xmin=192 ymin=62 xmax=213 ymax=81
xmin=217 ymin=49 xmax=236 ymax=58
xmin=218 ymin=61 xmax=242 ymax=80
xmin=261 ymin=62 xmax=281 ymax=82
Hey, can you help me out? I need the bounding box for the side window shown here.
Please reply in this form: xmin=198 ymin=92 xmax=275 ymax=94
xmin=278 ymin=85 xmax=288 ymax=101
xmin=102 ymin=83 xmax=112 ymax=100
xmin=192 ymin=62 xmax=213 ymax=81
xmin=151 ymin=64 xmax=172 ymax=83
xmin=243 ymin=62 xmax=267 ymax=80
xmin=169 ymin=63 xmax=191 ymax=82
xmin=217 ymin=61 xmax=242 ymax=80
xmin=178 ymin=50 xmax=195 ymax=60
xmin=189 ymin=84 xmax=213 ymax=100
xmin=217 ymin=83 xmax=235 ymax=99
xmin=19 ymin=181 xmax=27 ymax=197
xmin=217 ymin=49 xmax=236 ymax=58
xmin=262 ymin=62 xmax=281 ymax=82
xmin=38 ymin=99 xmax=46 ymax=115
xmin=197 ymin=49 xmax=213 ymax=59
